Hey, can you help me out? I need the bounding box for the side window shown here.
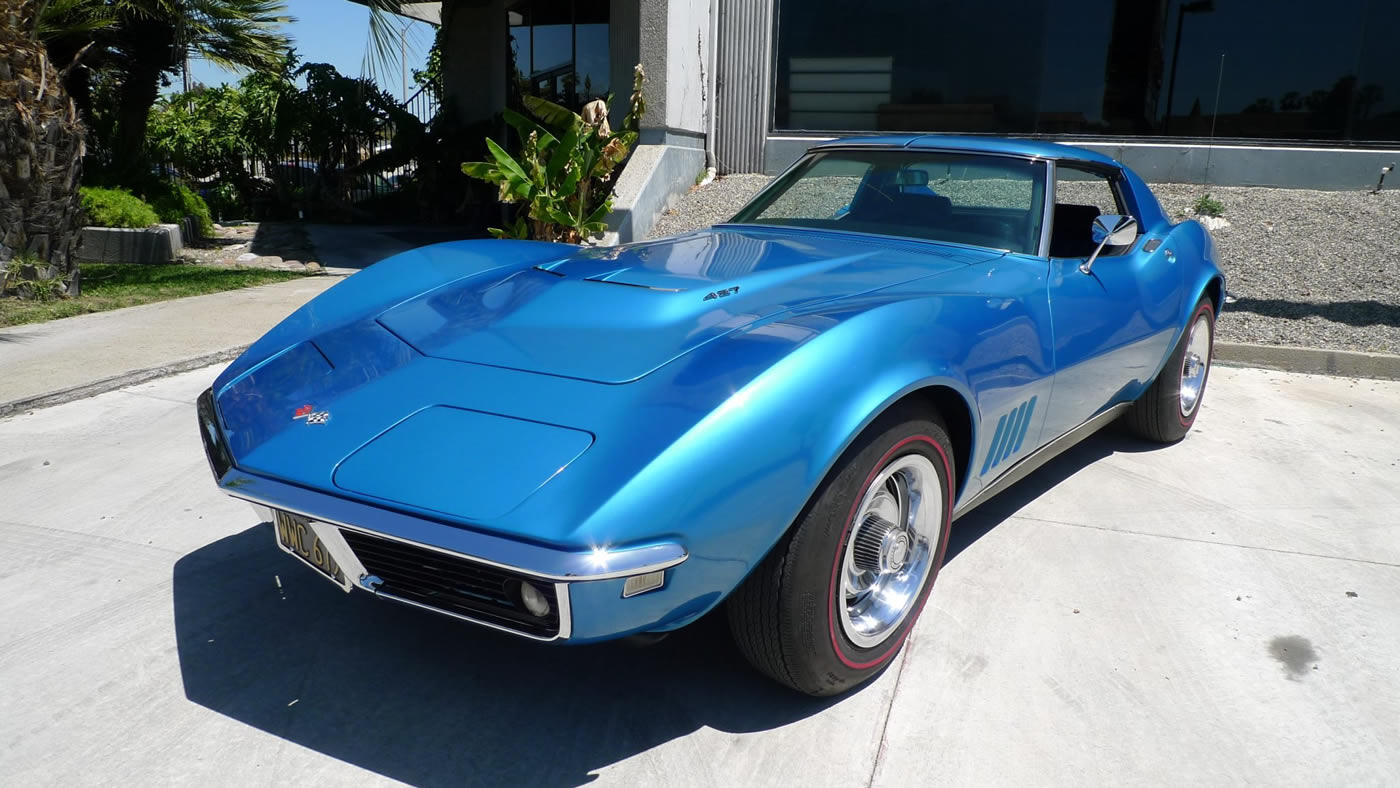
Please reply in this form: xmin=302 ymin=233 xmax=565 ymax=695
xmin=1050 ymin=166 xmax=1131 ymax=259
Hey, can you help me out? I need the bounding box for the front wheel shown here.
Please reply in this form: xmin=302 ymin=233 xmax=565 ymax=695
xmin=1125 ymin=296 xmax=1215 ymax=443
xmin=727 ymin=407 xmax=954 ymax=696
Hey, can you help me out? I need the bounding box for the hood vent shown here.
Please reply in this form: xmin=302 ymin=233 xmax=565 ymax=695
xmin=533 ymin=264 xmax=684 ymax=293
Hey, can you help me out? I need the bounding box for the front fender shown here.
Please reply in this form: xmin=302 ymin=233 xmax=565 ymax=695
xmin=571 ymin=294 xmax=988 ymax=632
xmin=1142 ymin=220 xmax=1227 ymax=384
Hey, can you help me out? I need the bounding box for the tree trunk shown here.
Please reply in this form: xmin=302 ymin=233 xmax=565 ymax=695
xmin=1 ymin=3 xmax=88 ymax=298
xmin=110 ymin=17 xmax=174 ymax=181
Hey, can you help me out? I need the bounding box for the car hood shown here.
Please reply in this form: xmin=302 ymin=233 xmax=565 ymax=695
xmin=214 ymin=228 xmax=1001 ymax=537
xmin=374 ymin=227 xmax=999 ymax=383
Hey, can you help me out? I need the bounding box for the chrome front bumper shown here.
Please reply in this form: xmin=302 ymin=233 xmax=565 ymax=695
xmin=198 ymin=388 xmax=688 ymax=641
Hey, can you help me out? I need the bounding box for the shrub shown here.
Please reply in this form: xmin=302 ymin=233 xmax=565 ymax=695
xmin=462 ymin=64 xmax=645 ymax=243
xmin=1192 ymin=193 xmax=1225 ymax=218
xmin=146 ymin=180 xmax=215 ymax=237
xmin=79 ymin=187 xmax=160 ymax=229
xmin=202 ymin=181 xmax=245 ymax=221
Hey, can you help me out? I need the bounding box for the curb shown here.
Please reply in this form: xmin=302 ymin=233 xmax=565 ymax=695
xmin=0 ymin=345 xmax=248 ymax=420
xmin=1215 ymin=342 xmax=1400 ymax=381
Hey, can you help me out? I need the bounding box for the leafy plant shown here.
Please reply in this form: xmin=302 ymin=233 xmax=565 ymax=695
xmin=39 ymin=0 xmax=293 ymax=181
xmin=145 ymin=54 xmax=401 ymax=219
xmin=146 ymin=180 xmax=215 ymax=237
xmin=462 ymin=65 xmax=645 ymax=243
xmin=80 ymin=187 xmax=160 ymax=228
xmin=1192 ymin=193 xmax=1225 ymax=217
xmin=203 ymin=181 xmax=245 ymax=221
xmin=411 ymin=27 xmax=444 ymax=101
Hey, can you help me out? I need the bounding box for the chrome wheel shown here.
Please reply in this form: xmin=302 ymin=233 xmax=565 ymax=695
xmin=839 ymin=454 xmax=943 ymax=648
xmin=1179 ymin=313 xmax=1212 ymax=417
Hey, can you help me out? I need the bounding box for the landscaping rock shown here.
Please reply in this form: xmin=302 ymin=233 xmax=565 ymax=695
xmin=236 ymin=252 xmax=258 ymax=262
xmin=304 ymin=262 xmax=324 ymax=274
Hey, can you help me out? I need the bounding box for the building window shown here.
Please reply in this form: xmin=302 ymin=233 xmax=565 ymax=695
xmin=508 ymin=0 xmax=610 ymax=111
xmin=772 ymin=0 xmax=1399 ymax=144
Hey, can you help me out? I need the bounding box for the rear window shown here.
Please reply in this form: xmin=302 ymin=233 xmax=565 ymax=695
xmin=729 ymin=150 xmax=1048 ymax=254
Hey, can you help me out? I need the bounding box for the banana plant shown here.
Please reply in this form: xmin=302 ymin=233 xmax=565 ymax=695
xmin=463 ymin=66 xmax=643 ymax=243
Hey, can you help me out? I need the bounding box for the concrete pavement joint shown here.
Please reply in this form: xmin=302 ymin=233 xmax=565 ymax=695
xmin=0 ymin=519 xmax=188 ymax=558
xmin=866 ymin=638 xmax=914 ymax=788
xmin=0 ymin=345 xmax=248 ymax=420
xmin=115 ymin=389 xmax=200 ymax=406
xmin=1014 ymin=514 xmax=1400 ymax=569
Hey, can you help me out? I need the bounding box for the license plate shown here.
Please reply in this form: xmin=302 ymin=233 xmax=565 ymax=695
xmin=274 ymin=510 xmax=348 ymax=588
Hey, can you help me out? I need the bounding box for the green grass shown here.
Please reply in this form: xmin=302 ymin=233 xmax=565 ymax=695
xmin=0 ymin=263 xmax=310 ymax=327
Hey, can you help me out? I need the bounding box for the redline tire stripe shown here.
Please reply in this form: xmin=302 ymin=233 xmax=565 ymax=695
xmin=1177 ymin=303 xmax=1214 ymax=428
xmin=827 ymin=434 xmax=953 ymax=671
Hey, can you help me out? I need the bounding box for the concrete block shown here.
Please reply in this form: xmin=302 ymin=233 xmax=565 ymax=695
xmin=603 ymin=143 xmax=706 ymax=244
xmin=78 ymin=224 xmax=183 ymax=264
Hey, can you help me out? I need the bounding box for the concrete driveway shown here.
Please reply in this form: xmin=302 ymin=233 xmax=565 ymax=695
xmin=2 ymin=365 xmax=1397 ymax=785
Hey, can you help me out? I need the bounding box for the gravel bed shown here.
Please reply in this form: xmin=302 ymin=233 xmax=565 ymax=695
xmin=649 ymin=175 xmax=769 ymax=238
xmin=651 ymin=175 xmax=1400 ymax=355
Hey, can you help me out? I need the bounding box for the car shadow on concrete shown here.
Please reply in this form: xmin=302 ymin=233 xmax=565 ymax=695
xmin=945 ymin=426 xmax=1159 ymax=562
xmin=172 ymin=527 xmax=839 ymax=787
xmin=172 ymin=427 xmax=1156 ymax=786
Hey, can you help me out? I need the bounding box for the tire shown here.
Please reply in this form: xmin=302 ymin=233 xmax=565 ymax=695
xmin=727 ymin=406 xmax=954 ymax=696
xmin=1125 ymin=296 xmax=1215 ymax=443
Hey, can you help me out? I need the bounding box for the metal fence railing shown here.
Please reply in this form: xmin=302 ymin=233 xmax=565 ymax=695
xmin=179 ymin=86 xmax=444 ymax=219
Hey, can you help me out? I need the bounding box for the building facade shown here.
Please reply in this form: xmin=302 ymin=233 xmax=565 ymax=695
xmin=407 ymin=0 xmax=1399 ymax=238
xmin=740 ymin=0 xmax=1398 ymax=187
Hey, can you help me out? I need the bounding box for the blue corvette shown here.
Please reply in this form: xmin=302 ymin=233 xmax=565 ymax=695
xmin=198 ymin=136 xmax=1224 ymax=696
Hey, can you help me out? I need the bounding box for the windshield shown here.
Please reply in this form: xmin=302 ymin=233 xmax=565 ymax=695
xmin=728 ymin=150 xmax=1048 ymax=255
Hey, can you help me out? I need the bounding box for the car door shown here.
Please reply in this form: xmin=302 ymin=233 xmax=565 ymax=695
xmin=1041 ymin=163 xmax=1183 ymax=440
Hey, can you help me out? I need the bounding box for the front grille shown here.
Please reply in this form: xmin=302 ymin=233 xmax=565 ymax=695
xmin=340 ymin=529 xmax=561 ymax=638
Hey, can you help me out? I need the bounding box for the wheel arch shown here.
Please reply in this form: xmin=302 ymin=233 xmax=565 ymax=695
xmin=883 ymin=384 xmax=975 ymax=503
xmin=1204 ymin=275 xmax=1224 ymax=316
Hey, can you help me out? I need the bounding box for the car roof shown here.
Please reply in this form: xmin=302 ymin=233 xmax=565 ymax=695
xmin=809 ymin=134 xmax=1122 ymax=168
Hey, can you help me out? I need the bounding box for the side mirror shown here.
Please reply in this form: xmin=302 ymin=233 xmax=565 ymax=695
xmin=1080 ymin=214 xmax=1138 ymax=274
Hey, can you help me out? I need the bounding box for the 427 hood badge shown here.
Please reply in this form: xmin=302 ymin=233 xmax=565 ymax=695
xmin=293 ymin=404 xmax=331 ymax=425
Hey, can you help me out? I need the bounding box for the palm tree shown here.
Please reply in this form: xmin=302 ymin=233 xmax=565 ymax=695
xmin=40 ymin=0 xmax=291 ymax=177
xmin=1 ymin=0 xmax=88 ymax=298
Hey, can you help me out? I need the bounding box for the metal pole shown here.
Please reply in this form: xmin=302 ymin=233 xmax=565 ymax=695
xmin=1163 ymin=5 xmax=1185 ymax=135
xmin=1202 ymin=54 xmax=1224 ymax=189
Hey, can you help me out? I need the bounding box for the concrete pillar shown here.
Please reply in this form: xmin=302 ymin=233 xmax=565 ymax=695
xmin=441 ymin=0 xmax=508 ymax=126
xmin=637 ymin=0 xmax=670 ymax=130
xmin=630 ymin=0 xmax=711 ymax=143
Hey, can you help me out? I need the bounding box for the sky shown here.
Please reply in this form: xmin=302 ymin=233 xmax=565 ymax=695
xmin=186 ymin=0 xmax=437 ymax=101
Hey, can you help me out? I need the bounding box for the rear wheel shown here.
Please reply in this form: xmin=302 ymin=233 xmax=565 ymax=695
xmin=1125 ymin=296 xmax=1215 ymax=443
xmin=727 ymin=407 xmax=954 ymax=696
